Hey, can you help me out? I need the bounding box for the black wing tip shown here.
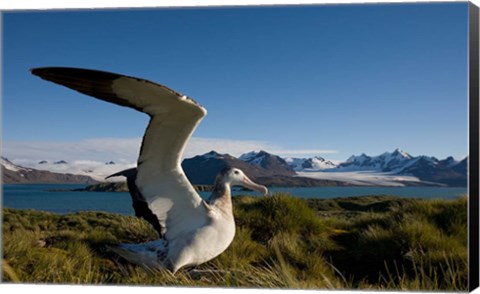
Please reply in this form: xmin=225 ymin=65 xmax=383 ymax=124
xmin=30 ymin=66 xmax=123 ymax=80
xmin=31 ymin=66 xmax=71 ymax=75
xmin=30 ymin=67 xmax=49 ymax=77
xmin=30 ymin=67 xmax=81 ymax=80
xmin=105 ymin=168 xmax=137 ymax=180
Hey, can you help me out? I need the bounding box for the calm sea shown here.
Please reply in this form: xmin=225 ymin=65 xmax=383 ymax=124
xmin=2 ymin=184 xmax=468 ymax=215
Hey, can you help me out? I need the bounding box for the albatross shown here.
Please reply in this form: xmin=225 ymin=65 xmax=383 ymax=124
xmin=31 ymin=67 xmax=268 ymax=274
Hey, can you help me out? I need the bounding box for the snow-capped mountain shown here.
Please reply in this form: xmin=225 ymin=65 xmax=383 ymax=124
xmin=285 ymin=156 xmax=337 ymax=171
xmin=335 ymin=149 xmax=467 ymax=187
xmin=1 ymin=156 xmax=31 ymax=173
xmin=238 ymin=151 xmax=260 ymax=162
xmin=6 ymin=158 xmax=135 ymax=182
xmin=239 ymin=150 xmax=295 ymax=176
xmin=1 ymin=157 xmax=98 ymax=184
xmin=399 ymin=155 xmax=467 ymax=187
xmin=339 ymin=149 xmax=413 ymax=172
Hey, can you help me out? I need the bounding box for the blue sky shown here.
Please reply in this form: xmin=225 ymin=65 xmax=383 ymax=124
xmin=2 ymin=2 xmax=470 ymax=162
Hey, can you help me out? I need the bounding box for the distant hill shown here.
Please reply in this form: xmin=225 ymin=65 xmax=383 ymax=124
xmin=1 ymin=157 xmax=98 ymax=184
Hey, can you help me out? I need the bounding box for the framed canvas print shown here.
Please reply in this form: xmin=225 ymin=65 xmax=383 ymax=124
xmin=1 ymin=0 xmax=479 ymax=293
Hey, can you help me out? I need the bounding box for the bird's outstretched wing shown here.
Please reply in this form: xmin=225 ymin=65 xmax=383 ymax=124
xmin=32 ymin=67 xmax=209 ymax=240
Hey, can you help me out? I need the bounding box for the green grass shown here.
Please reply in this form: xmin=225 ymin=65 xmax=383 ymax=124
xmin=1 ymin=194 xmax=468 ymax=290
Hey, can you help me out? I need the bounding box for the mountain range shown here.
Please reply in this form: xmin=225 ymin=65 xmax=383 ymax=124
xmin=1 ymin=157 xmax=98 ymax=184
xmin=1 ymin=149 xmax=468 ymax=187
xmin=335 ymin=149 xmax=467 ymax=186
xmin=181 ymin=151 xmax=344 ymax=187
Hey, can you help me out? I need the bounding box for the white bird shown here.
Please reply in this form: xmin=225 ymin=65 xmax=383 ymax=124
xmin=31 ymin=67 xmax=268 ymax=274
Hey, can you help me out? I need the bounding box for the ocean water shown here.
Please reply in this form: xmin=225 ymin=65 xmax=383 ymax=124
xmin=2 ymin=184 xmax=468 ymax=215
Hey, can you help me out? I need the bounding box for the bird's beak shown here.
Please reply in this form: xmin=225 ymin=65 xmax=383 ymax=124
xmin=242 ymin=176 xmax=269 ymax=196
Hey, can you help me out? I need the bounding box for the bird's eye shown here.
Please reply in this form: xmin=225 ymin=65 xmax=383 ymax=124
xmin=234 ymin=170 xmax=239 ymax=175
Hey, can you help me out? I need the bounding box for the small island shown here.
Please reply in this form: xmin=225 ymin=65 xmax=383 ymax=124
xmin=71 ymin=182 xmax=214 ymax=192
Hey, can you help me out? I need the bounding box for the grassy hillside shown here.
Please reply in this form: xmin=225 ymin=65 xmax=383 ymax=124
xmin=2 ymin=194 xmax=468 ymax=290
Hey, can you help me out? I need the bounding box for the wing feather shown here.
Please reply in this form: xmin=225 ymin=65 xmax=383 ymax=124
xmin=32 ymin=67 xmax=209 ymax=240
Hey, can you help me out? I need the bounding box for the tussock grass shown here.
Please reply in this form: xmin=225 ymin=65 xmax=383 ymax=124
xmin=2 ymin=194 xmax=468 ymax=291
xmin=323 ymin=195 xmax=468 ymax=290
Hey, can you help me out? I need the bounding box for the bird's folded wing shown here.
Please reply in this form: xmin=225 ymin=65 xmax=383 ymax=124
xmin=31 ymin=67 xmax=209 ymax=240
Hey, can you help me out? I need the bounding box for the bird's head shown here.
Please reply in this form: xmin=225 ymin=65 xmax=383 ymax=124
xmin=219 ymin=167 xmax=268 ymax=196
